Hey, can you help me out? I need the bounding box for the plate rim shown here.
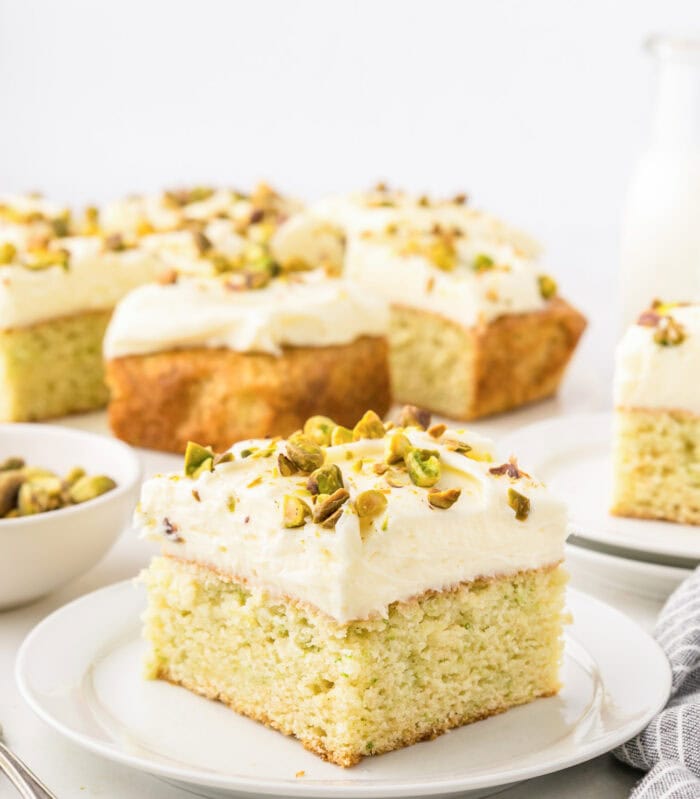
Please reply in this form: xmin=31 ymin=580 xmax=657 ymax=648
xmin=15 ymin=579 xmax=671 ymax=798
xmin=503 ymin=410 xmax=700 ymax=566
xmin=565 ymin=542 xmax=693 ymax=580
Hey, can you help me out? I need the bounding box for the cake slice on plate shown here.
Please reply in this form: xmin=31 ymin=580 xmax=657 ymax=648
xmin=137 ymin=406 xmax=569 ymax=766
xmin=612 ymin=301 xmax=700 ymax=525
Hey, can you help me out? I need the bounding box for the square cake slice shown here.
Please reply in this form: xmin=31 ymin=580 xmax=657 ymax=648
xmin=104 ymin=225 xmax=391 ymax=452
xmin=612 ymin=301 xmax=700 ymax=525
xmin=137 ymin=406 xmax=569 ymax=766
xmin=272 ymin=187 xmax=586 ymax=420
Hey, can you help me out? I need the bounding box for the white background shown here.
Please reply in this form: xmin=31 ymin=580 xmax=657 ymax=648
xmin=0 ymin=0 xmax=698 ymax=239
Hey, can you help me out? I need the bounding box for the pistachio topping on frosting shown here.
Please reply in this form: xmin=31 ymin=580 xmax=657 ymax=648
xmin=174 ymin=407 xmax=543 ymax=534
xmin=616 ymin=302 xmax=699 ymax=415
xmin=136 ymin=404 xmax=564 ymax=622
xmin=635 ymin=300 xmax=688 ymax=347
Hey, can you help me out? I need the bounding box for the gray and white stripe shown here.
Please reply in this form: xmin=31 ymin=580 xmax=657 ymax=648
xmin=614 ymin=567 xmax=700 ymax=798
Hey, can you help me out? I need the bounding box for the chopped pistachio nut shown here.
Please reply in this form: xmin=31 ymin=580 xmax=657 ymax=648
xmin=405 ymin=448 xmax=441 ymax=487
xmin=508 ymin=488 xmax=530 ymax=521
xmin=428 ymin=423 xmax=446 ymax=438
xmin=353 ymin=410 xmax=386 ymax=441
xmin=83 ymin=206 xmax=100 ymax=235
xmin=489 ymin=459 xmax=526 ymax=479
xmin=428 ymin=239 xmax=457 ymax=271
xmin=193 ymin=230 xmax=212 ymax=255
xmin=385 ymin=431 xmax=412 ymax=464
xmin=184 ymin=441 xmax=214 ymax=478
xmin=103 ymin=233 xmax=128 ymax=252
xmin=0 ymin=457 xmax=116 ymax=519
xmin=398 ymin=405 xmax=431 ymax=430
xmin=163 ymin=517 xmax=182 ymax=542
xmin=64 ymin=466 xmax=86 ymax=486
xmin=0 ymin=242 xmax=16 ymax=265
xmin=331 ymin=425 xmax=354 ymax=445
xmin=24 ymin=248 xmax=69 ymax=271
xmin=214 ymin=451 xmax=234 ymax=466
xmin=303 ymin=415 xmax=336 ymax=446
xmin=428 ymin=488 xmax=462 ymax=509
xmin=385 ymin=468 xmax=411 ymax=488
xmin=654 ymin=316 xmax=686 ymax=347
xmin=538 ymin=274 xmax=558 ymax=300
xmin=278 ymin=453 xmax=298 ymax=476
xmin=307 ymin=464 xmax=344 ymax=495
xmin=286 ymin=433 xmax=325 ymax=473
xmin=251 ymin=440 xmax=279 ymax=459
xmin=226 ymin=495 xmax=236 ymax=512
xmin=373 ymin=462 xmax=389 ymax=475
xmin=312 ymin=488 xmax=349 ymax=525
xmin=473 ymin=253 xmax=495 ymax=272
xmin=68 ymin=475 xmax=117 ymax=504
xmin=444 ymin=439 xmax=472 ymax=455
xmin=50 ymin=217 xmax=70 ymax=238
xmin=0 ymin=456 xmax=24 ymax=471
xmin=136 ymin=219 xmax=155 ymax=236
xmin=18 ymin=481 xmax=62 ymax=515
xmin=283 ymin=495 xmax=311 ymax=528
xmin=355 ymin=489 xmax=387 ymax=519
xmin=0 ymin=472 xmax=24 ymax=516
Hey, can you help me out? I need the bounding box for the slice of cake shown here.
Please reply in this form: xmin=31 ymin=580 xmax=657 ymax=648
xmin=137 ymin=407 xmax=569 ymax=766
xmin=612 ymin=301 xmax=700 ymax=524
xmin=0 ymin=184 xmax=302 ymax=422
xmin=104 ymin=247 xmax=391 ymax=452
xmin=0 ymin=234 xmax=164 ymax=421
xmin=272 ymin=186 xmax=586 ymax=420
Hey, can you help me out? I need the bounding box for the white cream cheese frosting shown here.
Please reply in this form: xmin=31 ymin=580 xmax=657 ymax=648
xmin=0 ymin=237 xmax=164 ymax=330
xmin=615 ymin=303 xmax=700 ymax=415
xmin=104 ymin=270 xmax=389 ymax=358
xmin=135 ymin=419 xmax=568 ymax=623
xmin=271 ymin=188 xmax=554 ymax=326
xmin=271 ymin=188 xmax=542 ymax=267
xmin=344 ymin=230 xmax=548 ymax=327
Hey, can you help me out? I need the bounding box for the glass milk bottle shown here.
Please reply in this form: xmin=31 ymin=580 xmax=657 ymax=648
xmin=620 ymin=36 xmax=700 ymax=327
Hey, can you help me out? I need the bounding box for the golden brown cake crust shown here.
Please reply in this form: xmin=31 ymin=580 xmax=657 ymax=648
xmin=106 ymin=336 xmax=391 ymax=453
xmin=470 ymin=297 xmax=587 ymax=419
xmin=391 ymin=297 xmax=586 ymax=420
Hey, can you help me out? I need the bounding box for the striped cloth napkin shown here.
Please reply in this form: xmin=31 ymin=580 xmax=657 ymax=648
xmin=614 ymin=567 xmax=700 ymax=798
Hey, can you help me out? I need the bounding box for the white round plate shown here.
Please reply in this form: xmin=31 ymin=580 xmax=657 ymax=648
xmin=503 ymin=412 xmax=700 ymax=567
xmin=16 ymin=580 xmax=670 ymax=799
xmin=566 ymin=543 xmax=692 ymax=602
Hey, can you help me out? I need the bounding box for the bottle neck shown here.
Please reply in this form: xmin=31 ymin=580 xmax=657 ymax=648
xmin=649 ymin=40 xmax=700 ymax=150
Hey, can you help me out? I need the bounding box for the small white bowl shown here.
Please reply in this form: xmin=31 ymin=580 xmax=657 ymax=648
xmin=0 ymin=423 xmax=141 ymax=609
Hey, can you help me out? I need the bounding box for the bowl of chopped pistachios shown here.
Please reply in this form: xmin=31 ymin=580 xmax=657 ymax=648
xmin=0 ymin=424 xmax=141 ymax=609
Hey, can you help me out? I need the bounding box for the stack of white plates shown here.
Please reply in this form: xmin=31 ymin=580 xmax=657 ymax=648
xmin=504 ymin=412 xmax=696 ymax=603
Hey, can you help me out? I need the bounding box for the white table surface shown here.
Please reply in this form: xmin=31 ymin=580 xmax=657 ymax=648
xmin=0 ymin=234 xmax=664 ymax=798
